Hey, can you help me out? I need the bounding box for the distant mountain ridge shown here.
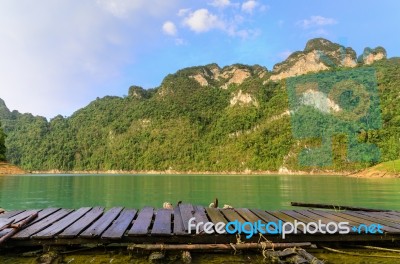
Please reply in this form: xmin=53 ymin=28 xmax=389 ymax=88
xmin=0 ymin=38 xmax=398 ymax=173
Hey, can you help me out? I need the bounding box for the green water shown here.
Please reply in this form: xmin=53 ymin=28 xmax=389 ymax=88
xmin=1 ymin=174 xmax=400 ymax=263
xmin=1 ymin=174 xmax=400 ymax=210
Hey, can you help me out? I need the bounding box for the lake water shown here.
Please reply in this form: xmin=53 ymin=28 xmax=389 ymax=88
xmin=1 ymin=174 xmax=400 ymax=264
xmin=1 ymin=174 xmax=400 ymax=210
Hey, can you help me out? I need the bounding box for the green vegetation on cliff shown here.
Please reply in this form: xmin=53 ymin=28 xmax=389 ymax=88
xmin=0 ymin=120 xmax=6 ymax=161
xmin=0 ymin=39 xmax=399 ymax=173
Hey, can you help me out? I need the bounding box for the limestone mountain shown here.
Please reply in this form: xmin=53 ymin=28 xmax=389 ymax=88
xmin=270 ymin=38 xmax=386 ymax=81
xmin=0 ymin=38 xmax=398 ymax=173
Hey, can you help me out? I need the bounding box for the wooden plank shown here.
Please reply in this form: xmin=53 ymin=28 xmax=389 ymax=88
xmin=151 ymin=209 xmax=172 ymax=236
xmin=0 ymin=219 xmax=14 ymax=231
xmin=266 ymin=211 xmax=309 ymax=233
xmin=12 ymin=209 xmax=72 ymax=239
xmin=59 ymin=207 xmax=104 ymax=238
xmin=205 ymin=208 xmax=228 ymax=224
xmin=193 ymin=206 xmax=212 ymax=234
xmin=294 ymin=210 xmax=355 ymax=234
xmin=9 ymin=210 xmax=40 ymax=224
xmin=128 ymin=207 xmax=154 ymax=236
xmin=33 ymin=207 xmax=92 ymax=239
xmin=205 ymin=207 xmax=227 ymax=234
xmin=340 ymin=211 xmax=400 ymax=233
xmin=280 ymin=210 xmax=321 ymax=233
xmin=236 ymin=208 xmax=264 ymax=223
xmin=357 ymin=211 xmax=400 ymax=223
xmin=0 ymin=210 xmax=25 ymax=219
xmin=309 ymin=210 xmax=365 ymax=228
xmin=219 ymin=208 xmax=250 ymax=233
xmin=179 ymin=204 xmax=195 ymax=232
xmin=324 ymin=212 xmax=400 ymax=234
xmin=102 ymin=209 xmax=137 ymax=239
xmin=79 ymin=207 xmax=123 ymax=238
xmin=27 ymin=208 xmax=61 ymax=226
xmin=173 ymin=205 xmax=186 ymax=235
xmin=0 ymin=213 xmax=37 ymax=245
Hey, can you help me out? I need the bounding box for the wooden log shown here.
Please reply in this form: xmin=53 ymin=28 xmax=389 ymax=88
xmin=0 ymin=213 xmax=38 ymax=245
xmin=128 ymin=242 xmax=312 ymax=251
xmin=291 ymin=202 xmax=393 ymax=212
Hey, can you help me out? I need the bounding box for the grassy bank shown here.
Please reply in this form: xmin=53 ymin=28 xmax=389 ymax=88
xmin=352 ymin=160 xmax=400 ymax=178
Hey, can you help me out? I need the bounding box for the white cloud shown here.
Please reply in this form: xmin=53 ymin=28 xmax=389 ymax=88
xmin=162 ymin=21 xmax=177 ymax=36
xmin=242 ymin=0 xmax=258 ymax=13
xmin=0 ymin=0 xmax=180 ymax=118
xmin=178 ymin=8 xmax=191 ymax=17
xmin=209 ymin=0 xmax=231 ymax=8
xmin=183 ymin=9 xmax=225 ymax=33
xmin=297 ymin=16 xmax=337 ymax=29
xmin=96 ymin=0 xmax=179 ymax=18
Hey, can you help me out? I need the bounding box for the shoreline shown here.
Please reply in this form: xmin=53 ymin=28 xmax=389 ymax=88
xmin=29 ymin=169 xmax=349 ymax=176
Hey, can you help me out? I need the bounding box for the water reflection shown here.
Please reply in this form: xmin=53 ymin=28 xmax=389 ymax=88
xmin=0 ymin=174 xmax=399 ymax=210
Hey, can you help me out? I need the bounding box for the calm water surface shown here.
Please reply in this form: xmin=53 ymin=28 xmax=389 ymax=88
xmin=1 ymin=174 xmax=399 ymax=210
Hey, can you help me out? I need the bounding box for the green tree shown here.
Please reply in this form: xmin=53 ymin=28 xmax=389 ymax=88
xmin=0 ymin=121 xmax=6 ymax=161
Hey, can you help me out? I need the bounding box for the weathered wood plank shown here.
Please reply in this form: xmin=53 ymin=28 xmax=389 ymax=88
xmin=33 ymin=207 xmax=92 ymax=239
xmin=193 ymin=206 xmax=212 ymax=234
xmin=340 ymin=211 xmax=400 ymax=233
xmin=219 ymin=208 xmax=250 ymax=232
xmin=79 ymin=207 xmax=123 ymax=238
xmin=252 ymin=209 xmax=295 ymax=233
xmin=9 ymin=210 xmax=40 ymax=224
xmin=280 ymin=210 xmax=322 ymax=233
xmin=294 ymin=210 xmax=355 ymax=234
xmin=151 ymin=209 xmax=172 ymax=236
xmin=205 ymin=207 xmax=228 ymax=234
xmin=205 ymin=208 xmax=228 ymax=224
xmin=102 ymin=209 xmax=137 ymax=239
xmin=236 ymin=208 xmax=263 ymax=223
xmin=58 ymin=207 xmax=104 ymax=238
xmin=0 ymin=213 xmax=37 ymax=245
xmin=357 ymin=211 xmax=400 ymax=224
xmin=0 ymin=219 xmax=14 ymax=231
xmin=12 ymin=209 xmax=72 ymax=239
xmin=309 ymin=210 xmax=364 ymax=228
xmin=314 ymin=210 xmax=400 ymax=233
xmin=0 ymin=210 xmax=25 ymax=219
xmin=128 ymin=207 xmax=154 ymax=236
xmin=173 ymin=205 xmax=186 ymax=235
xmin=27 ymin=208 xmax=61 ymax=226
xmin=179 ymin=204 xmax=195 ymax=232
xmin=267 ymin=211 xmax=310 ymax=233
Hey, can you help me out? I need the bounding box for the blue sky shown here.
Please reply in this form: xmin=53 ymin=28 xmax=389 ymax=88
xmin=0 ymin=0 xmax=399 ymax=119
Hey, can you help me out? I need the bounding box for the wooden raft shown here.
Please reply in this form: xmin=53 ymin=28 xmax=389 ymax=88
xmin=1 ymin=204 xmax=400 ymax=248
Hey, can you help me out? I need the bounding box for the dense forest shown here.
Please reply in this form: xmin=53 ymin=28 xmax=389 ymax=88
xmin=0 ymin=38 xmax=399 ymax=172
xmin=0 ymin=121 xmax=5 ymax=161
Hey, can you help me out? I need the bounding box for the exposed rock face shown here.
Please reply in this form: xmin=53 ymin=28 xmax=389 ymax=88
xmin=359 ymin=47 xmax=387 ymax=65
xmin=190 ymin=74 xmax=209 ymax=86
xmin=270 ymin=51 xmax=329 ymax=81
xmin=270 ymin=38 xmax=357 ymax=81
xmin=230 ymin=89 xmax=258 ymax=107
xmin=185 ymin=64 xmax=267 ymax=88
xmin=220 ymin=67 xmax=252 ymax=89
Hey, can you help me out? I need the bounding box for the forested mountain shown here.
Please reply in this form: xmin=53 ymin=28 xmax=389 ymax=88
xmin=0 ymin=121 xmax=5 ymax=161
xmin=0 ymin=38 xmax=399 ymax=172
